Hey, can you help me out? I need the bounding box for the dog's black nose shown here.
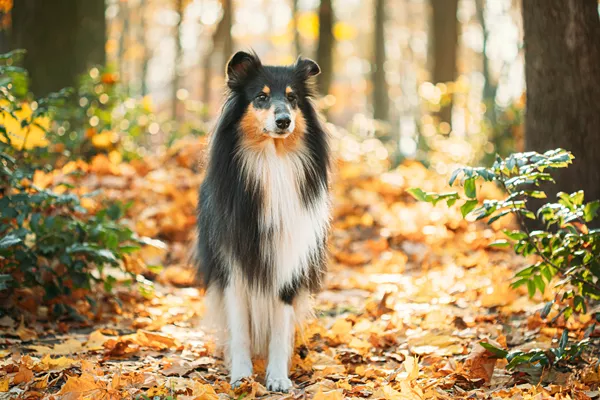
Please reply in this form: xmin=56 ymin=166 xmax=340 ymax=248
xmin=275 ymin=116 xmax=291 ymax=130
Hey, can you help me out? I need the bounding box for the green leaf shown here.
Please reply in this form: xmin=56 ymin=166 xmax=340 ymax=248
xmin=583 ymin=201 xmax=600 ymax=222
xmin=464 ymin=177 xmax=476 ymax=199
xmin=533 ymin=275 xmax=546 ymax=293
xmin=407 ymin=188 xmax=427 ymax=202
xmin=479 ymin=342 xmax=508 ymax=358
xmin=558 ymin=329 xmax=568 ymax=353
xmin=448 ymin=169 xmax=461 ymax=186
xmin=503 ymin=230 xmax=527 ymax=241
xmin=540 ymin=301 xmax=554 ymax=319
xmin=489 ymin=240 xmax=510 ymax=248
xmin=0 ymin=234 xmax=21 ymax=249
xmin=460 ymin=200 xmax=478 ymax=217
xmin=527 ymin=279 xmax=536 ymax=298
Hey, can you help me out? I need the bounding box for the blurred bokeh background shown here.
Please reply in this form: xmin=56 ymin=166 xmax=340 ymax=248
xmin=4 ymin=0 xmax=526 ymax=169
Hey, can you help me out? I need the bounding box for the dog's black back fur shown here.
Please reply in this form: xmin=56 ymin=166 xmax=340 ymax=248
xmin=197 ymin=52 xmax=329 ymax=305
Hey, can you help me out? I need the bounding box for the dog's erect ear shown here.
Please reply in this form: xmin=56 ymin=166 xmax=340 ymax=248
xmin=226 ymin=51 xmax=261 ymax=88
xmin=295 ymin=56 xmax=321 ymax=79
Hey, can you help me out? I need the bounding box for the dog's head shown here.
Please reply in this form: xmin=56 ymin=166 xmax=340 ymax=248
xmin=226 ymin=51 xmax=320 ymax=142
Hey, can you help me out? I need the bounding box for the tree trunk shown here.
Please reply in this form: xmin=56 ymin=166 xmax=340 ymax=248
xmin=292 ymin=0 xmax=302 ymax=56
xmin=201 ymin=0 xmax=234 ymax=120
xmin=372 ymin=0 xmax=389 ymax=121
xmin=118 ymin=0 xmax=129 ymax=95
xmin=523 ymin=0 xmax=600 ymax=209
xmin=172 ymin=0 xmax=183 ymax=121
xmin=140 ymin=0 xmax=150 ymax=96
xmin=475 ymin=0 xmax=496 ymax=102
xmin=429 ymin=0 xmax=459 ymax=125
xmin=11 ymin=0 xmax=106 ymax=96
xmin=316 ymin=0 xmax=334 ymax=96
xmin=221 ymin=0 xmax=233 ymax=68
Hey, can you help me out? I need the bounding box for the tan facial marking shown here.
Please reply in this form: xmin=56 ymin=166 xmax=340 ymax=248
xmin=285 ymin=86 xmax=293 ymax=95
xmin=262 ymin=85 xmax=271 ymax=95
xmin=240 ymin=103 xmax=274 ymax=148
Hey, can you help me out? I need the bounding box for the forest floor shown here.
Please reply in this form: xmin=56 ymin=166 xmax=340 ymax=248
xmin=1 ymin=133 xmax=599 ymax=400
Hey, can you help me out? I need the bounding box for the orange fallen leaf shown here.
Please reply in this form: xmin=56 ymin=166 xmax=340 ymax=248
xmin=58 ymin=373 xmax=101 ymax=400
xmin=13 ymin=365 xmax=34 ymax=384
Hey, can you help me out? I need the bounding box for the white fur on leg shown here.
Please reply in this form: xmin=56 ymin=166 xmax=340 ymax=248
xmin=225 ymin=281 xmax=253 ymax=386
xmin=266 ymin=301 xmax=294 ymax=392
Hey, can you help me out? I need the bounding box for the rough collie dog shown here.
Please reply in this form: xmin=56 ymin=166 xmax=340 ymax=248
xmin=197 ymin=51 xmax=330 ymax=392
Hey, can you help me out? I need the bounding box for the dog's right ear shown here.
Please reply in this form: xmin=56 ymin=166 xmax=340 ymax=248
xmin=226 ymin=51 xmax=261 ymax=89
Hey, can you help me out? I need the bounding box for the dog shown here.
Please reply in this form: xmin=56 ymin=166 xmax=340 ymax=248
xmin=196 ymin=51 xmax=330 ymax=392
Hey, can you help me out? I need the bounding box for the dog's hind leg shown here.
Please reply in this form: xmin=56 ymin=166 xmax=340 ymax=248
xmin=265 ymin=300 xmax=294 ymax=392
xmin=225 ymin=280 xmax=253 ymax=386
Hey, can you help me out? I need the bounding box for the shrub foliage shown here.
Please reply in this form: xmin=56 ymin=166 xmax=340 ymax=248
xmin=410 ymin=149 xmax=599 ymax=370
xmin=0 ymin=50 xmax=142 ymax=316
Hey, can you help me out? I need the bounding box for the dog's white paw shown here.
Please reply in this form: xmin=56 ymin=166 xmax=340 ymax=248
xmin=230 ymin=374 xmax=252 ymax=388
xmin=230 ymin=363 xmax=253 ymax=388
xmin=266 ymin=376 xmax=293 ymax=392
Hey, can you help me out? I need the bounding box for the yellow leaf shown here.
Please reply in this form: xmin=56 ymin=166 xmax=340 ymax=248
xmin=51 ymin=338 xmax=83 ymax=355
xmin=0 ymin=102 xmax=50 ymax=149
xmin=0 ymin=377 xmax=9 ymax=392
xmin=58 ymin=373 xmax=101 ymax=399
xmin=39 ymin=355 xmax=77 ymax=371
xmin=85 ymin=330 xmax=110 ymax=350
xmin=16 ymin=317 xmax=37 ymax=341
xmin=192 ymin=383 xmax=219 ymax=400
xmin=313 ymin=388 xmax=344 ymax=400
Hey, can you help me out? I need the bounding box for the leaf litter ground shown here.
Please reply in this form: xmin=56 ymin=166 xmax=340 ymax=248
xmin=1 ymin=133 xmax=599 ymax=399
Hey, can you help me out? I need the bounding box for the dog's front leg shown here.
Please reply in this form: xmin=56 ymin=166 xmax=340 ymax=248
xmin=266 ymin=301 xmax=294 ymax=392
xmin=225 ymin=283 xmax=253 ymax=386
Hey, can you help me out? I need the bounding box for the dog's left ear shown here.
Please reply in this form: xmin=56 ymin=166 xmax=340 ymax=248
xmin=295 ymin=56 xmax=321 ymax=79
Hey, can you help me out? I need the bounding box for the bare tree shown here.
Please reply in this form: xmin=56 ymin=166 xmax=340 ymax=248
xmin=291 ymin=0 xmax=302 ymax=56
xmin=372 ymin=0 xmax=389 ymax=121
xmin=429 ymin=0 xmax=459 ymax=126
xmin=316 ymin=0 xmax=334 ymax=95
xmin=523 ymin=0 xmax=600 ymax=209
xmin=140 ymin=0 xmax=150 ymax=96
xmin=201 ymin=0 xmax=234 ymax=117
xmin=172 ymin=0 xmax=184 ymax=121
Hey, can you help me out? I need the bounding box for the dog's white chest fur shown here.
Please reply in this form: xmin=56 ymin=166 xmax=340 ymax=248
xmin=240 ymin=141 xmax=328 ymax=291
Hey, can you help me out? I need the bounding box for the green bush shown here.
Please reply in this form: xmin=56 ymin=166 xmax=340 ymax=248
xmin=0 ymin=50 xmax=144 ymax=316
xmin=409 ymin=148 xmax=599 ymax=371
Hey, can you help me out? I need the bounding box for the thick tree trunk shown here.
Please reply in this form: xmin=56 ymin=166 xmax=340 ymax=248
xmin=12 ymin=0 xmax=106 ymax=96
xmin=316 ymin=0 xmax=334 ymax=96
xmin=523 ymin=0 xmax=600 ymax=208
xmin=429 ymin=0 xmax=459 ymax=125
xmin=372 ymin=0 xmax=389 ymax=121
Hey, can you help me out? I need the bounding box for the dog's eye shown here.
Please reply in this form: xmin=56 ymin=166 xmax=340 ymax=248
xmin=257 ymin=93 xmax=269 ymax=101
xmin=287 ymin=94 xmax=297 ymax=103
